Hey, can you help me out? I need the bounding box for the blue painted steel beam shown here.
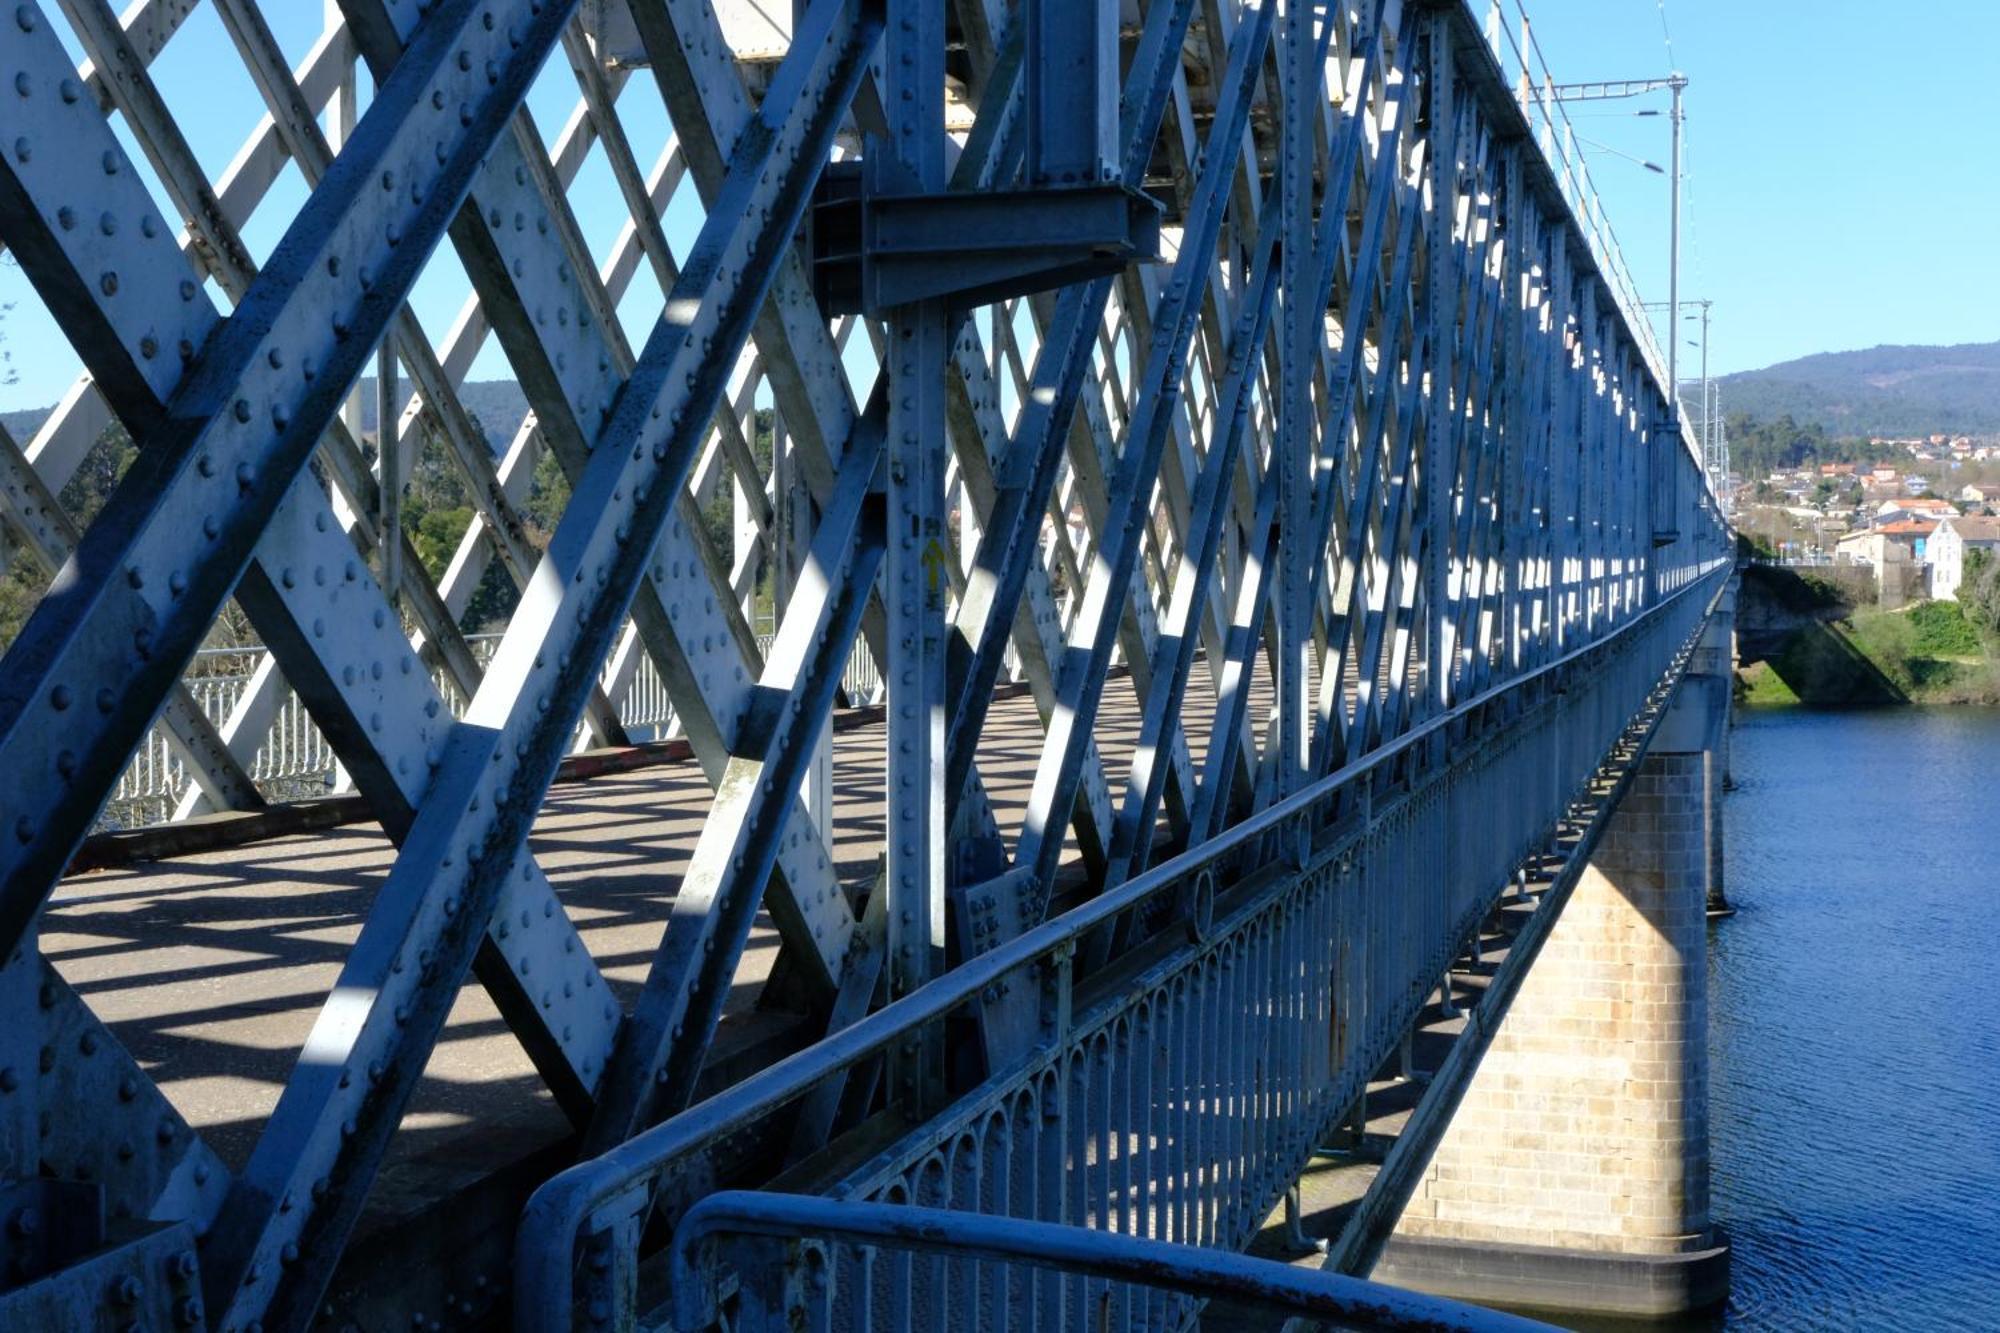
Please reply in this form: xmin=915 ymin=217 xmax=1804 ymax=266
xmin=940 ymin=0 xmax=1200 ymax=869
xmin=194 ymin=6 xmax=884 ymax=1329
xmin=1022 ymin=0 xmax=1117 ymax=187
xmin=2 ymin=0 xmax=620 ymax=1137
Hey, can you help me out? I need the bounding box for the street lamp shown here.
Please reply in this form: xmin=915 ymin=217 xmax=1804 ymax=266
xmin=1552 ymin=74 xmax=1688 ymax=417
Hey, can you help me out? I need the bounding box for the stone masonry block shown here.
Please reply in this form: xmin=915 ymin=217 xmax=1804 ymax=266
xmin=1392 ymin=750 xmax=1716 ymax=1260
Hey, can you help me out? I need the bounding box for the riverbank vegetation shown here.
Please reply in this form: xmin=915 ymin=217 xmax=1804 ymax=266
xmin=1737 ymin=570 xmax=2000 ymax=706
xmin=0 ymin=407 xmax=780 ymax=651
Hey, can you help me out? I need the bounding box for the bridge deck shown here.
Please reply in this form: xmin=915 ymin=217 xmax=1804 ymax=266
xmin=44 ymin=667 xmax=1259 ymax=1183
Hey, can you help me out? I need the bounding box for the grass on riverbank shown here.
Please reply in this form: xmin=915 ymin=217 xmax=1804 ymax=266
xmin=1739 ymin=598 xmax=2000 ymax=706
xmin=1844 ymin=601 xmax=2000 ymax=702
xmin=1738 ymin=660 xmax=1801 ymax=705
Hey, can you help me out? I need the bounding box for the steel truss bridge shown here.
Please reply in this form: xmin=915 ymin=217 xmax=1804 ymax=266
xmin=0 ymin=0 xmax=1728 ymax=1328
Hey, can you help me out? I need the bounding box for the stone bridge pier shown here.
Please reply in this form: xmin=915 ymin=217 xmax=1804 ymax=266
xmin=1375 ymin=597 xmax=1737 ymax=1320
xmin=1704 ymin=583 xmax=1738 ymax=916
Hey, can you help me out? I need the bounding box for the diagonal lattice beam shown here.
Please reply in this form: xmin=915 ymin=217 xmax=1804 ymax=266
xmin=0 ymin=0 xmax=581 ymax=958
xmin=942 ymin=0 xmax=1201 ymax=882
xmin=1 ymin=0 xmax=624 ymax=1131
xmin=333 ymin=0 xmax=859 ymax=992
xmin=195 ymin=6 xmax=884 ymax=1327
xmin=59 ymin=0 xmax=630 ymax=796
xmin=0 ymin=419 xmax=265 ymax=816
xmin=583 ymin=393 xmax=889 ymax=1150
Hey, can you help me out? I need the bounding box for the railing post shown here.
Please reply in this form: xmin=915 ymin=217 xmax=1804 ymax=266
xmin=577 ymin=1187 xmax=646 ymax=1333
xmin=1040 ymin=940 xmax=1075 ymax=1049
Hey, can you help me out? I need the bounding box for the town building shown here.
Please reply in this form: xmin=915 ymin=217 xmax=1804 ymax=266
xmin=1877 ymin=518 xmax=1938 ymax=562
xmin=1876 ymin=498 xmax=1958 ymax=524
xmin=1928 ymin=515 xmax=2000 ymax=602
xmin=1835 ymin=527 xmax=1921 ymax=605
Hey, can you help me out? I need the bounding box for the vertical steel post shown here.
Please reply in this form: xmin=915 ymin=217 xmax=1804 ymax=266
xmin=330 ymin=0 xmax=363 ymax=455
xmin=1698 ymin=300 xmax=1712 ymax=486
xmin=1424 ymin=20 xmax=1458 ymax=718
xmin=1024 ymin=0 xmax=1118 ymax=185
xmin=883 ymin=0 xmax=948 ymax=1111
xmin=1667 ymin=74 xmax=1684 ymax=422
xmin=1277 ymin=0 xmax=1316 ymax=798
xmin=376 ymin=344 xmax=402 ymax=609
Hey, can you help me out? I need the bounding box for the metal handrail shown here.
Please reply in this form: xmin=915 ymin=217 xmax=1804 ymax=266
xmin=514 ymin=555 xmax=1731 ymax=1320
xmin=670 ymin=1192 xmax=1557 ymax=1332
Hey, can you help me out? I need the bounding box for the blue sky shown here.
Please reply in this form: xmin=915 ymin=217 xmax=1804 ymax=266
xmin=3 ymin=0 xmax=1996 ymax=414
xmin=1524 ymin=0 xmax=2000 ymax=377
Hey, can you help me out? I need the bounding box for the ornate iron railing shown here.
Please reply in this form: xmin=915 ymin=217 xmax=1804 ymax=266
xmin=94 ymin=630 xmax=885 ymax=826
xmin=516 ymin=564 xmax=1727 ymax=1330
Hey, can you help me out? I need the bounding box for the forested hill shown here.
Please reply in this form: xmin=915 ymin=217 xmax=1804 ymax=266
xmin=1718 ymin=340 xmax=2000 ymax=437
xmin=11 ymin=343 xmax=2000 ymax=447
xmin=1 ymin=408 xmax=43 ymax=442
xmin=2 ymin=380 xmax=532 ymax=451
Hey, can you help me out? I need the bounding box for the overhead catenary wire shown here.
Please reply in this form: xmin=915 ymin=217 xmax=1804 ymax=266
xmin=1647 ymin=0 xmax=1705 ymax=293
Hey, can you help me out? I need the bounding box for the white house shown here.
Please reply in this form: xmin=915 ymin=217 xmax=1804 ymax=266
xmin=1928 ymin=515 xmax=2000 ymax=603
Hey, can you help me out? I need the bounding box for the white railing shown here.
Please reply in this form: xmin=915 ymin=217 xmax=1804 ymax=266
xmin=97 ymin=629 xmax=886 ymax=830
xmin=105 ymin=648 xmax=344 ymax=828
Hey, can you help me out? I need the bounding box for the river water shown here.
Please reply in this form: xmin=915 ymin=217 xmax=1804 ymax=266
xmin=1704 ymin=706 xmax=2000 ymax=1329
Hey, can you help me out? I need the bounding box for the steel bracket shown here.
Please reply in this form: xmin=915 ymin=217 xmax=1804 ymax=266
xmin=947 ymin=866 xmax=1043 ymax=1072
xmin=810 ymin=163 xmax=1163 ymax=315
xmin=0 ymin=1182 xmax=201 ymax=1330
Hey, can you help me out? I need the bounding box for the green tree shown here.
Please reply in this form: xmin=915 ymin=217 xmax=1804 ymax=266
xmin=1736 ymin=530 xmax=1778 ymax=562
xmin=410 ymin=505 xmax=474 ymax=577
xmin=0 ymin=419 xmax=141 ymax=646
xmin=1726 ymin=412 xmax=1874 ymax=480
xmin=1960 ymin=548 xmax=2000 ymax=636
xmin=56 ymin=418 xmax=139 ymax=525
xmin=396 ymin=417 xmax=475 ymax=584
xmin=524 ymin=444 xmax=570 ymax=540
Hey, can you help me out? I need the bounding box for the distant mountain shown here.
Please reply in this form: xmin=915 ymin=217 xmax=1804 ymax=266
xmin=326 ymin=377 xmax=533 ymax=450
xmin=1717 ymin=340 xmax=2000 ymax=438
xmin=0 ymin=380 xmax=532 ymax=452
xmin=1 ymin=408 xmax=46 ymax=442
xmin=14 ymin=343 xmax=2000 ymax=451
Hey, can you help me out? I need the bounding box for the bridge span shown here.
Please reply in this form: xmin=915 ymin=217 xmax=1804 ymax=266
xmin=0 ymin=0 xmax=1730 ymax=1329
